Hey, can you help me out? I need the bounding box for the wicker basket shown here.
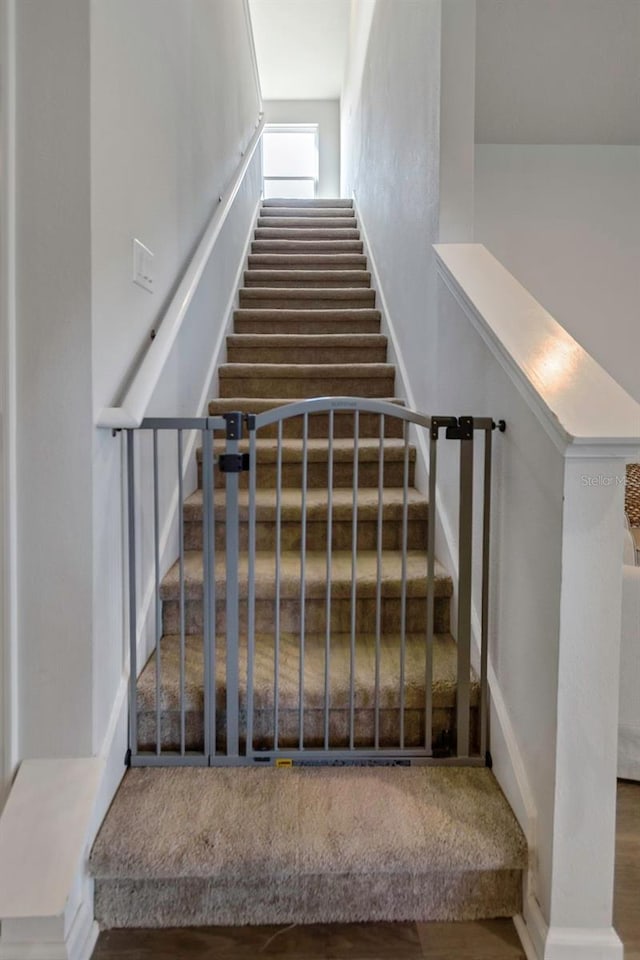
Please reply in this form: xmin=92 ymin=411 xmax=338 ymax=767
xmin=626 ymin=464 xmax=640 ymax=527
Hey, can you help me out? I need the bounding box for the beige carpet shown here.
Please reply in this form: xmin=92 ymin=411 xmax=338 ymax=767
xmin=90 ymin=766 xmax=527 ymax=928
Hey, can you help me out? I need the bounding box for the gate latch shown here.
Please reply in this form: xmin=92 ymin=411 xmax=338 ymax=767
xmin=218 ymin=453 xmax=250 ymax=474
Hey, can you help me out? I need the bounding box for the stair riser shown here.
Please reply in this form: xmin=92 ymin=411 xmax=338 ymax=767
xmin=244 ymin=273 xmax=371 ymax=289
xmin=255 ymin=228 xmax=361 ymax=241
xmin=262 ymin=198 xmax=353 ymax=208
xmin=184 ymin=516 xmax=428 ymax=552
xmin=219 ymin=376 xmax=395 ymax=399
xmin=226 ymin=345 xmax=387 ymax=364
xmin=239 ymin=292 xmax=375 ymax=309
xmin=198 ymin=458 xmax=415 ymax=489
xmin=161 ymin=595 xmax=450 ymax=638
xmin=247 ymin=256 xmax=368 ymax=270
xmin=206 ymin=410 xmax=403 ymax=438
xmin=234 ymin=316 xmax=381 ymax=335
xmin=137 ymin=705 xmax=475 ymax=756
xmin=251 ymin=240 xmax=364 ymax=253
xmin=257 ymin=218 xmax=358 ymax=229
xmin=259 ymin=208 xmax=355 ymax=218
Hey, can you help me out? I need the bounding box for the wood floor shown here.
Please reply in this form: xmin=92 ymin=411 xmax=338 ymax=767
xmin=93 ymin=780 xmax=639 ymax=960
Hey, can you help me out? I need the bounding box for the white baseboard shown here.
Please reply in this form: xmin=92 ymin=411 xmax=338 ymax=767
xmin=517 ymin=894 xmax=623 ymax=960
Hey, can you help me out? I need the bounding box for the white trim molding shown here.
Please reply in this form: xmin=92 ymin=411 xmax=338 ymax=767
xmin=434 ymin=244 xmax=640 ymax=458
xmin=0 ymin=0 xmax=18 ymax=800
xmin=518 ymin=894 xmax=623 ymax=960
xmin=0 ymin=760 xmax=103 ymax=960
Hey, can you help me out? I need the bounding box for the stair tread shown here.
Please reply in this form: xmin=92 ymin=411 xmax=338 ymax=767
xmin=257 ymin=217 xmax=358 ymax=229
xmin=234 ymin=308 xmax=381 ymax=319
xmin=197 ymin=437 xmax=416 ymax=462
xmin=226 ymin=334 xmax=386 ymax=347
xmin=244 ymin=270 xmax=371 ymax=283
xmin=90 ymin=766 xmax=527 ymax=881
xmin=137 ymin=630 xmax=476 ymax=714
xmin=209 ymin=396 xmax=403 ymax=410
xmin=240 ymin=286 xmax=373 ymax=296
xmin=255 ymin=228 xmax=361 ymax=239
xmin=262 ymin=197 xmax=353 ymax=207
xmin=184 ymin=486 xmax=428 ymax=521
xmin=251 ymin=239 xmax=364 ymax=252
xmin=248 ymin=254 xmax=368 ymax=268
xmin=260 ymin=207 xmax=355 ymax=218
xmin=159 ymin=549 xmax=452 ymax=601
xmin=219 ymin=363 xmax=394 ymax=378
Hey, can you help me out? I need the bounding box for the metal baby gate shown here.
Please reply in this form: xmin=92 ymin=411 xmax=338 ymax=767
xmin=124 ymin=398 xmax=504 ymax=768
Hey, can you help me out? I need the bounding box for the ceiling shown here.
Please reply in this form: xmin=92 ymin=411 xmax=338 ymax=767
xmin=249 ymin=0 xmax=351 ymax=101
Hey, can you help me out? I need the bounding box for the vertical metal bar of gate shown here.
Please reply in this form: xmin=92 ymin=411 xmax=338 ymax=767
xmin=374 ymin=414 xmax=384 ymax=750
xmin=299 ymin=413 xmax=309 ymax=748
xmin=201 ymin=425 xmax=213 ymax=760
xmin=425 ymin=424 xmax=437 ymax=755
xmin=152 ymin=430 xmax=162 ymax=754
xmin=349 ymin=409 xmax=360 ymax=749
xmin=480 ymin=423 xmax=493 ymax=760
xmin=457 ymin=417 xmax=474 ymax=758
xmin=223 ymin=412 xmax=242 ymax=757
xmin=177 ymin=430 xmax=186 ymax=756
xmin=400 ymin=421 xmax=409 ymax=749
xmin=246 ymin=417 xmax=257 ymax=754
xmin=324 ymin=410 xmax=334 ymax=749
xmin=127 ymin=430 xmax=139 ymax=760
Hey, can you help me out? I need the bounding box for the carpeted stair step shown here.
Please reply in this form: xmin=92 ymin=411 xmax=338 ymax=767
xmin=259 ymin=206 xmax=355 ymax=219
xmin=257 ymin=217 xmax=358 ymax=230
xmin=244 ymin=269 xmax=371 ymax=288
xmin=197 ymin=437 xmax=414 ymax=488
xmin=218 ymin=362 xmax=394 ymax=399
xmin=208 ymin=397 xmax=405 ymax=437
xmin=233 ymin=308 xmax=381 ymax=335
xmin=255 ymin=227 xmax=361 ymax=241
xmin=263 ymin=197 xmax=353 ymax=208
xmin=90 ymin=766 xmax=527 ymax=927
xmin=159 ymin=549 xmax=452 ymax=638
xmin=183 ymin=486 xmax=428 ymax=552
xmin=251 ymin=238 xmax=364 ymax=254
xmin=248 ymin=253 xmax=368 ymax=271
xmin=239 ymin=287 xmax=375 ymax=310
xmin=226 ymin=334 xmax=387 ymax=364
xmin=135 ymin=631 xmax=475 ymax=753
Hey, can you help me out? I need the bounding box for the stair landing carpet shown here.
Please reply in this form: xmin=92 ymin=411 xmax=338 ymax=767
xmin=90 ymin=766 xmax=527 ymax=928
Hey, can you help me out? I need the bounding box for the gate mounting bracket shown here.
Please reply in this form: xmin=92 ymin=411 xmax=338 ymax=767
xmin=219 ymin=453 xmax=250 ymax=474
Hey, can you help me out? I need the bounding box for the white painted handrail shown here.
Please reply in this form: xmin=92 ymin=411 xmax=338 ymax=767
xmin=434 ymin=243 xmax=640 ymax=456
xmin=97 ymin=114 xmax=265 ymax=430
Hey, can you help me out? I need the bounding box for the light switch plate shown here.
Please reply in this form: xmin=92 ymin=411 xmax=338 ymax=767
xmin=133 ymin=238 xmax=154 ymax=293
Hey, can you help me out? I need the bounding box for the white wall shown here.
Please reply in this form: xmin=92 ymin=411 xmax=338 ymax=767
xmin=9 ymin=0 xmax=261 ymax=765
xmin=90 ymin=0 xmax=262 ymax=757
xmin=439 ymin=0 xmax=476 ymax=242
xmin=341 ymin=0 xmax=442 ymax=413
xmin=475 ymin=145 xmax=640 ymax=405
xmin=263 ymin=100 xmax=340 ymax=198
xmin=15 ymin=0 xmax=94 ymax=759
xmin=476 ymin=0 xmax=640 ymax=145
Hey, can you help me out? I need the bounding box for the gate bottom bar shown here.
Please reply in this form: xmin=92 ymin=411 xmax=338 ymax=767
xmin=130 ymin=754 xmax=209 ymax=767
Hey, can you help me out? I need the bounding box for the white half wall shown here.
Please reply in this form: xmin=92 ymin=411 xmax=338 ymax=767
xmin=474 ymin=145 xmax=640 ymax=405
xmin=263 ymin=100 xmax=340 ymax=198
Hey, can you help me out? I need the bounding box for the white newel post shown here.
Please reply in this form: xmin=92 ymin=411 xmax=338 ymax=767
xmin=542 ymin=451 xmax=632 ymax=960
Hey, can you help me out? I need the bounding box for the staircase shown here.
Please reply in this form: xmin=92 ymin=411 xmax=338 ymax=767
xmin=90 ymin=198 xmax=527 ymax=928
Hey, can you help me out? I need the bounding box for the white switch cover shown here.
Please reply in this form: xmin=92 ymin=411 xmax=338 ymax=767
xmin=133 ymin=238 xmax=154 ymax=293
